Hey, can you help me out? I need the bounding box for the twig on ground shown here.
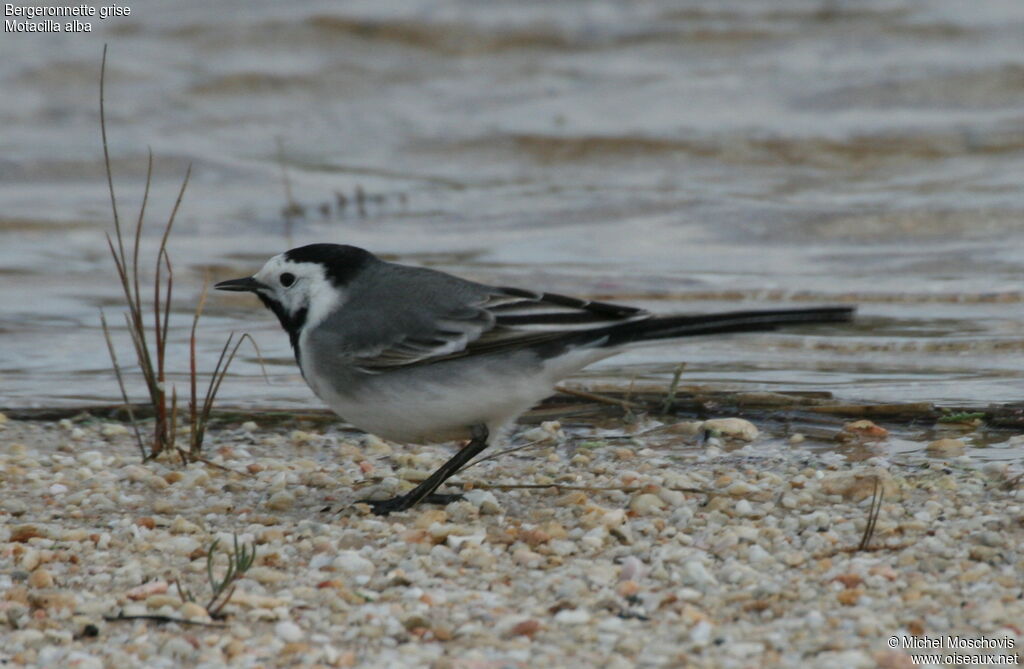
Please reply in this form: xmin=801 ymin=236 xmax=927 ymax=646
xmin=193 ymin=333 xmax=263 ymax=456
xmin=555 ymin=386 xmax=641 ymax=410
xmin=660 ymin=363 xmax=686 ymax=415
xmin=857 ymin=475 xmax=883 ymax=551
xmin=466 ymin=439 xmax=545 ymax=468
xmin=99 ymin=310 xmax=146 ymax=460
xmin=187 ymin=279 xmax=265 ymax=457
xmin=173 ymin=448 xmax=254 ymax=477
xmin=448 ymin=482 xmax=710 ymax=495
xmin=623 ymin=376 xmax=638 ymax=422
xmin=103 ymin=612 xmax=226 ymax=628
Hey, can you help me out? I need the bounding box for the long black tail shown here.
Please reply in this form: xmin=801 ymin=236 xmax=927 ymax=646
xmin=598 ymin=306 xmax=855 ymax=348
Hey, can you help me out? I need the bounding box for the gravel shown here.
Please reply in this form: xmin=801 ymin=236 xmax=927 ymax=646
xmin=0 ymin=413 xmax=1021 ymax=668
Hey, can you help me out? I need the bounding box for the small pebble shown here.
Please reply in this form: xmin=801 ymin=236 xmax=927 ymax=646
xmin=266 ymin=490 xmax=295 ymax=511
xmin=333 ymin=551 xmax=374 ymax=575
xmin=630 ymin=493 xmax=664 ymax=514
xmin=289 ymin=430 xmax=316 ymax=445
xmin=747 ymin=545 xmax=772 ymax=564
xmin=682 ymin=560 xmax=718 ymax=587
xmin=29 ymin=568 xmax=54 ymax=589
xmin=179 ymin=602 xmax=208 ymax=620
xmin=553 ymin=608 xmax=590 ymax=624
xmin=125 ymin=581 xmax=168 ymax=600
xmin=510 ymin=619 xmax=541 ymax=637
xmin=841 ymin=420 xmax=889 ymax=440
xmin=20 ymin=549 xmax=41 ymax=571
xmin=101 ymin=424 xmax=127 ymax=437
xmin=464 ymin=489 xmax=502 ymax=514
xmin=690 ymin=620 xmax=713 ymax=644
xmin=926 ymin=438 xmax=966 ymax=456
xmin=363 ymin=434 xmax=392 ymax=454
xmin=702 ymin=418 xmax=759 ymax=441
xmin=275 ymin=621 xmax=303 ymax=643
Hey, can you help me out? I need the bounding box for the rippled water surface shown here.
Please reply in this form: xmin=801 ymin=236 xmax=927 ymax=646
xmin=2 ymin=0 xmax=1022 ymax=412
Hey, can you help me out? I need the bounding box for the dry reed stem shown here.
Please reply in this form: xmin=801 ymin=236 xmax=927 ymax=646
xmin=555 ymin=386 xmax=640 ymax=410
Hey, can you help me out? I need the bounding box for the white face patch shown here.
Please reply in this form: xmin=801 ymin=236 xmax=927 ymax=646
xmin=253 ymin=254 xmax=346 ymax=330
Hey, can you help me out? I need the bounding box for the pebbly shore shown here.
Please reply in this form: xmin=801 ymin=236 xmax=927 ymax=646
xmin=1 ymin=413 xmax=1022 ymax=668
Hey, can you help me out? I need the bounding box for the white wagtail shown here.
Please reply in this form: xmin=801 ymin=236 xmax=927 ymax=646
xmin=216 ymin=243 xmax=854 ymax=514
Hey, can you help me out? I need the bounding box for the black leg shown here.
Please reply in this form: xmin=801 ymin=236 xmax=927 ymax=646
xmin=360 ymin=425 xmax=490 ymax=516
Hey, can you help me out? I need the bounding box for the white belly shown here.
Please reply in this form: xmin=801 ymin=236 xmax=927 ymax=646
xmin=301 ymin=348 xmax=614 ymax=443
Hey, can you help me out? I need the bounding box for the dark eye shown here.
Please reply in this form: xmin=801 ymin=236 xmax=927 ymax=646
xmin=279 ymin=272 xmax=295 ymax=287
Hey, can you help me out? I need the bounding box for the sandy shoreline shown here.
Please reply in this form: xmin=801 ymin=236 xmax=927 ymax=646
xmin=1 ymin=412 xmax=1021 ymax=668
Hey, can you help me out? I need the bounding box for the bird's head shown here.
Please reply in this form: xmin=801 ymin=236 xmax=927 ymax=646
xmin=215 ymin=243 xmax=372 ymax=341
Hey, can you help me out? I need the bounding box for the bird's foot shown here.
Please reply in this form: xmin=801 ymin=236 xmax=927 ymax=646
xmin=359 ymin=492 xmax=464 ymax=516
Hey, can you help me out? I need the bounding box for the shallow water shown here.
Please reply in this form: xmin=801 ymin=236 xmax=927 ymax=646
xmin=2 ymin=0 xmax=1022 ymax=413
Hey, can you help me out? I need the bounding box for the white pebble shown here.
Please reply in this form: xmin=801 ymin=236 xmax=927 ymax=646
xmin=602 ymin=509 xmax=626 ymax=528
xmin=266 ymin=490 xmax=295 ymax=511
xmin=77 ymin=450 xmax=105 ymax=467
xmin=101 ymin=424 xmax=128 ymax=437
xmin=363 ymin=434 xmax=392 ymax=455
xmin=553 ymin=608 xmax=590 ymax=624
xmin=170 ymin=516 xmax=201 ymax=534
xmin=681 ymin=560 xmax=718 ymax=587
xmin=333 ymin=551 xmax=374 ymax=575
xmin=447 ymin=531 xmax=485 ymax=551
xmin=747 ymin=544 xmax=772 ymax=564
xmin=702 ymin=418 xmax=759 ymax=441
xmin=20 ymin=549 xmax=41 ymax=571
xmin=310 ymin=554 xmax=334 ymax=570
xmin=275 ymin=620 xmax=303 ymax=642
xmin=619 ymin=556 xmax=646 ymax=581
xmin=690 ymin=619 xmax=713 ymax=644
xmin=548 ymin=539 xmax=577 ymax=556
xmin=523 ymin=421 xmax=564 ymax=443
xmin=581 ymin=526 xmax=607 ymax=549
xmin=630 ymin=493 xmax=665 ymax=514
xmin=677 ymin=587 xmax=703 ymax=602
xmin=167 ymin=537 xmax=200 ymax=555
xmin=463 ymin=489 xmax=502 ymax=514
xmin=658 ymin=488 xmax=686 ymax=506
xmin=160 ymin=637 xmax=195 ymax=660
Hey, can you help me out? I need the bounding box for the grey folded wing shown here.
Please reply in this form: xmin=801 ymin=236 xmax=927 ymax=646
xmin=327 ymin=282 xmax=651 ymax=372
